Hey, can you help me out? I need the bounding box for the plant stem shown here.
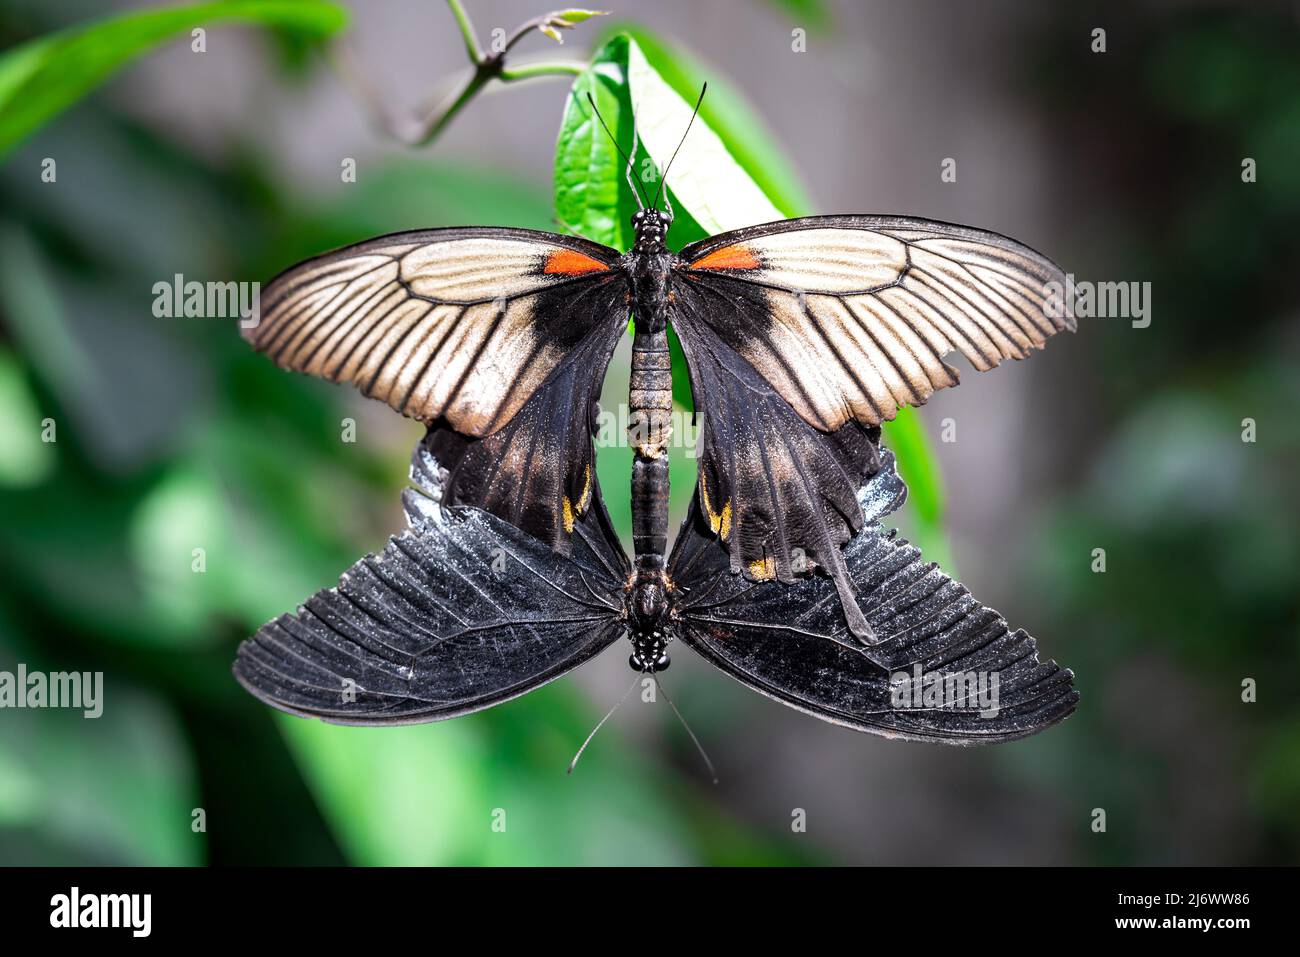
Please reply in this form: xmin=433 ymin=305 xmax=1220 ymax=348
xmin=445 ymin=0 xmax=483 ymax=64
xmin=331 ymin=1 xmax=595 ymax=148
xmin=412 ymin=68 xmax=491 ymax=146
xmin=499 ymin=60 xmax=586 ymax=81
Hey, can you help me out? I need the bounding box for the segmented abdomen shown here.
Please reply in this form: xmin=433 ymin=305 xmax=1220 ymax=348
xmin=629 ymin=328 xmax=672 ymax=571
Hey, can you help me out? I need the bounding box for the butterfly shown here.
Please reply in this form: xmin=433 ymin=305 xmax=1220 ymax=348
xmin=233 ymin=95 xmax=1078 ymax=748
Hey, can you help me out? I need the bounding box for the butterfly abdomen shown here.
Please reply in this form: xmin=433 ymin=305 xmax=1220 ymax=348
xmin=629 ymin=327 xmax=673 ymax=457
xmin=629 ymin=326 xmax=672 ymax=572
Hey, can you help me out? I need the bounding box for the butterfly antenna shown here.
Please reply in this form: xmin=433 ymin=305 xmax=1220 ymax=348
xmin=652 ymin=81 xmax=707 ymax=212
xmin=585 ymin=92 xmax=646 ymax=210
xmin=652 ymin=674 xmax=719 ymax=785
xmin=626 ymin=106 xmax=642 ymax=208
xmin=567 ymin=673 xmax=640 ymax=776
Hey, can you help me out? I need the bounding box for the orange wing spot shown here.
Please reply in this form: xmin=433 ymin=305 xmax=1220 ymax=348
xmin=544 ymin=249 xmax=608 ymax=276
xmin=690 ymin=244 xmax=761 ymax=271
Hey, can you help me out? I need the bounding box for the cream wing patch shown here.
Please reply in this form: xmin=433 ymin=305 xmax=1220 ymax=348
xmin=246 ymin=232 xmax=615 ymax=435
xmin=399 ymin=238 xmax=568 ymax=301
xmin=682 ymin=218 xmax=1074 ymax=431
xmin=732 ymin=227 xmax=908 ymax=293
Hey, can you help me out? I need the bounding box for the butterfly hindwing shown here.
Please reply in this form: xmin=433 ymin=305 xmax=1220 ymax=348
xmin=233 ymin=440 xmax=628 ymax=725
xmin=247 ymin=226 xmax=630 ymax=555
xmin=667 ymin=447 xmax=1077 ymax=743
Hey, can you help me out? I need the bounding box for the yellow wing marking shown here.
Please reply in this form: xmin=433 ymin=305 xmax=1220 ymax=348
xmin=699 ymin=473 xmax=732 ymax=540
xmin=562 ymin=465 xmax=593 ymax=534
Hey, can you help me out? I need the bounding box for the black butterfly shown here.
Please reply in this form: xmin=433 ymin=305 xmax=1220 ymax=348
xmin=233 ymin=105 xmax=1078 ymax=746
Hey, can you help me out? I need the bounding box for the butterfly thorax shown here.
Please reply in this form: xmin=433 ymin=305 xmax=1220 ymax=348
xmin=626 ymin=208 xmax=675 ymax=333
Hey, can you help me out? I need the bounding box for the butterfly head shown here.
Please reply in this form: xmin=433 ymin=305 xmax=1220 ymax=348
xmin=626 ymin=577 xmax=672 ymax=672
xmin=632 ymin=207 xmax=673 ymax=253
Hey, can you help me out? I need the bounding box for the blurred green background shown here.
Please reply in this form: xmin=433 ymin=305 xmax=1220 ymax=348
xmin=0 ymin=0 xmax=1296 ymax=866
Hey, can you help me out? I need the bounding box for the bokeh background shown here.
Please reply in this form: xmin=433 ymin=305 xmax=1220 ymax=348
xmin=0 ymin=0 xmax=1297 ymax=865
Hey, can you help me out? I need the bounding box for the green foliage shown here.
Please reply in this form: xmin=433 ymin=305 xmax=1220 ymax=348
xmin=280 ymin=689 xmax=704 ymax=866
xmin=0 ymin=0 xmax=347 ymax=158
xmin=0 ymin=345 xmax=55 ymax=487
xmin=554 ymin=36 xmax=638 ymax=250
xmin=0 ymin=681 xmax=201 ymax=865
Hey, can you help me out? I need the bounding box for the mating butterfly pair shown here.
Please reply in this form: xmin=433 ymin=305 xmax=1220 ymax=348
xmin=233 ymin=156 xmax=1077 ymax=745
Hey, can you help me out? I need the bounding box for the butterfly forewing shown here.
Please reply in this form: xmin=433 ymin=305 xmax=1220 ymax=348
xmin=248 ymin=226 xmax=630 ymax=554
xmin=248 ymin=227 xmax=625 ymax=434
xmin=675 ymin=215 xmax=1075 ymax=430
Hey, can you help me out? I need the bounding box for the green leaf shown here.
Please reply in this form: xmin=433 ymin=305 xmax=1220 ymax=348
xmin=626 ymin=39 xmax=783 ymax=234
xmin=552 ymin=9 xmax=609 ymax=26
xmin=0 ymin=0 xmax=348 ymax=158
xmin=554 ymin=34 xmax=640 ymax=251
xmin=611 ymin=25 xmax=815 ymax=217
